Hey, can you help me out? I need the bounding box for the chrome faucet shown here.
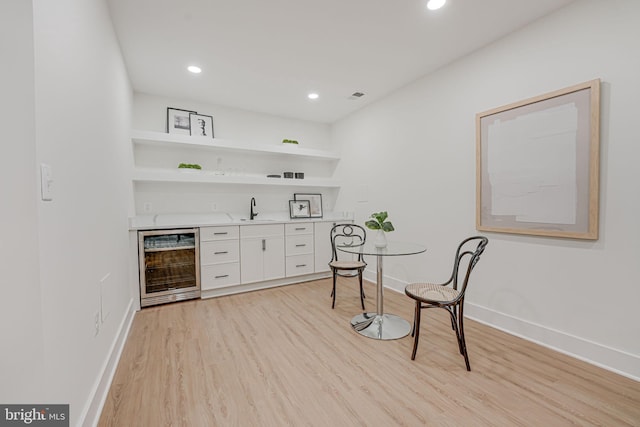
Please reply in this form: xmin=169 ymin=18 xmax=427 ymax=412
xmin=250 ymin=197 xmax=258 ymax=220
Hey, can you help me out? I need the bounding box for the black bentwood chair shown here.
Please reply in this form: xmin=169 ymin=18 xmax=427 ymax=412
xmin=404 ymin=236 xmax=488 ymax=371
xmin=329 ymin=224 xmax=367 ymax=310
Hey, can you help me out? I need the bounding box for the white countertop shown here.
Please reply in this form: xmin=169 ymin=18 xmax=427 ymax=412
xmin=129 ymin=212 xmax=353 ymax=230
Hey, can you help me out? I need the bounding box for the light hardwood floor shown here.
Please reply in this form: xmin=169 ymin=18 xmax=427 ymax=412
xmin=99 ymin=278 xmax=640 ymax=426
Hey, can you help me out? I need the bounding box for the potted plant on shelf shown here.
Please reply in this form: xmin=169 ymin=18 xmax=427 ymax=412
xmin=178 ymin=163 xmax=202 ymax=173
xmin=365 ymin=211 xmax=394 ymax=248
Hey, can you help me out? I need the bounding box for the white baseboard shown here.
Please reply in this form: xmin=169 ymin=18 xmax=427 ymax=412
xmin=364 ymin=270 xmax=640 ymax=382
xmin=80 ymin=298 xmax=136 ymax=427
xmin=464 ymin=303 xmax=640 ymax=382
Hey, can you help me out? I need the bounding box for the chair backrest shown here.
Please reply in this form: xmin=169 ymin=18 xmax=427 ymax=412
xmin=330 ymin=223 xmax=366 ymax=262
xmin=449 ymin=236 xmax=488 ymax=297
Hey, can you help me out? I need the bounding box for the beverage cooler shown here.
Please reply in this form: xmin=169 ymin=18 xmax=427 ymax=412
xmin=138 ymin=228 xmax=200 ymax=307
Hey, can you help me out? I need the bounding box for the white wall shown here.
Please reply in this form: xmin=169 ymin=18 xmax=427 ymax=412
xmin=0 ymin=0 xmax=136 ymax=425
xmin=0 ymin=0 xmax=46 ymax=403
xmin=333 ymin=0 xmax=640 ymax=379
xmin=132 ymin=93 xmax=338 ymax=217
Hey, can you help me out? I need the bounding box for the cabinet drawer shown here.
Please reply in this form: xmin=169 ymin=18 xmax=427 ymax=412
xmin=285 ymin=222 xmax=313 ymax=236
xmin=285 ymin=234 xmax=314 ymax=256
xmin=201 ymin=263 xmax=240 ymax=290
xmin=240 ymin=224 xmax=284 ymax=239
xmin=201 ymin=240 xmax=239 ymax=264
xmin=286 ymin=254 xmax=314 ymax=277
xmin=200 ymin=226 xmax=239 ymax=241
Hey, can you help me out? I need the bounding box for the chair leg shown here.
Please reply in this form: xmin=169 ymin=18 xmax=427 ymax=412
xmin=358 ymin=270 xmax=365 ymax=310
xmin=411 ymin=301 xmax=421 ymax=360
xmin=331 ymin=271 xmax=337 ymax=309
xmin=449 ymin=308 xmax=464 ymax=355
xmin=459 ymin=302 xmax=470 ymax=371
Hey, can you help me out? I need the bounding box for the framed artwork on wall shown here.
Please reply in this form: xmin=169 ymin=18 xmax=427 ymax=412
xmin=289 ymin=200 xmax=311 ymax=219
xmin=166 ymin=107 xmax=196 ymax=135
xmin=476 ymin=79 xmax=600 ymax=240
xmin=189 ymin=113 xmax=214 ymax=138
xmin=294 ymin=193 xmax=323 ymax=218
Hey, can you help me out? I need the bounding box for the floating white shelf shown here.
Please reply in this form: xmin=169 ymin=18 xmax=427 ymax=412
xmin=132 ymin=168 xmax=341 ymax=188
xmin=131 ymin=130 xmax=340 ymax=161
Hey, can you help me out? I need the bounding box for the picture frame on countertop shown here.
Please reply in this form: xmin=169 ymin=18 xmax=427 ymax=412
xmin=294 ymin=193 xmax=322 ymax=218
xmin=167 ymin=107 xmax=196 ymax=135
xmin=189 ymin=113 xmax=214 ymax=138
xmin=289 ymin=200 xmax=311 ymax=219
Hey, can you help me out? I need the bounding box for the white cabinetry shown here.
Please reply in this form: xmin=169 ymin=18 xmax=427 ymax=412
xmin=200 ymin=226 xmax=240 ymax=290
xmin=240 ymin=224 xmax=285 ymax=284
xmin=285 ymin=223 xmax=314 ymax=277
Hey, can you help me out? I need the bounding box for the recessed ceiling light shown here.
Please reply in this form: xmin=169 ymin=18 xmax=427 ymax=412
xmin=427 ymin=0 xmax=446 ymax=10
xmin=187 ymin=65 xmax=202 ymax=74
xmin=308 ymin=93 xmax=319 ymax=100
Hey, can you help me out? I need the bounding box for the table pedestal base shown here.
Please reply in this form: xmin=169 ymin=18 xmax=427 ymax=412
xmin=350 ymin=313 xmax=411 ymax=340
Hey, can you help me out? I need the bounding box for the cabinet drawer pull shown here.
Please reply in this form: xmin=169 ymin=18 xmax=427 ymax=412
xmin=214 ymin=251 xmax=228 ymax=255
xmin=213 ymin=232 xmax=228 ymax=235
xmin=296 ymin=264 xmax=307 ymax=268
xmin=295 ymin=244 xmax=306 ymax=247
xmin=214 ymin=274 xmax=229 ymax=279
xmin=295 ymin=227 xmax=307 ymax=231
xmin=262 ymin=239 xmax=266 ymax=251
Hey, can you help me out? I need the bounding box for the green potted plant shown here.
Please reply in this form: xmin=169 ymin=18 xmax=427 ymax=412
xmin=178 ymin=163 xmax=202 ymax=173
xmin=365 ymin=211 xmax=394 ymax=247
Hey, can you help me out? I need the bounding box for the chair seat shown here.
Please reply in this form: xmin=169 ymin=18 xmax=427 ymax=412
xmin=329 ymin=260 xmax=366 ymax=270
xmin=405 ymin=282 xmax=460 ymax=303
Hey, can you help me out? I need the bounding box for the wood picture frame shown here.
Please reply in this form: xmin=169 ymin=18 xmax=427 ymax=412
xmin=289 ymin=200 xmax=311 ymax=219
xmin=294 ymin=193 xmax=323 ymax=218
xmin=167 ymin=107 xmax=196 ymax=135
xmin=476 ymin=79 xmax=600 ymax=240
xmin=189 ymin=113 xmax=214 ymax=138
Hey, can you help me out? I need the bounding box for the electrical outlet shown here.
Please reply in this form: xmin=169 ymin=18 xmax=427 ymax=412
xmin=143 ymin=202 xmax=152 ymax=213
xmin=94 ymin=311 xmax=100 ymax=336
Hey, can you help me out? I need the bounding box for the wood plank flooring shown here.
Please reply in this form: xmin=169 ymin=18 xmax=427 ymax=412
xmin=99 ymin=278 xmax=640 ymax=426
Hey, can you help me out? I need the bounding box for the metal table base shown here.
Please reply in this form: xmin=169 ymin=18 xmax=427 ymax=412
xmin=350 ymin=313 xmax=411 ymax=340
xmin=351 ymin=252 xmax=411 ymax=340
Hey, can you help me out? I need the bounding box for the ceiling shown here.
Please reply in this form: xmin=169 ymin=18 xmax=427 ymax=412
xmin=107 ymin=0 xmax=575 ymax=123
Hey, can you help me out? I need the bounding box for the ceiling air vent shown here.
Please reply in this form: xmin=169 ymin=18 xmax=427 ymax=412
xmin=348 ymin=91 xmax=365 ymax=100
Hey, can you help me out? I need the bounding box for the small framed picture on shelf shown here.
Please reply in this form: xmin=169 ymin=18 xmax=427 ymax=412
xmin=289 ymin=200 xmax=311 ymax=219
xmin=167 ymin=107 xmax=196 ymax=135
xmin=294 ymin=193 xmax=322 ymax=218
xmin=189 ymin=113 xmax=214 ymax=138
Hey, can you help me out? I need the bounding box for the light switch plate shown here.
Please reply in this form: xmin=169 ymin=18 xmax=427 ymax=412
xmin=40 ymin=163 xmax=53 ymax=201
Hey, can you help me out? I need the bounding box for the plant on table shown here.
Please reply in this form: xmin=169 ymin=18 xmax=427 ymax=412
xmin=365 ymin=211 xmax=394 ymax=247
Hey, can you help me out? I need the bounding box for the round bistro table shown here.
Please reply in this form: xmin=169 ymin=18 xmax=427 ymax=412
xmin=337 ymin=240 xmax=426 ymax=340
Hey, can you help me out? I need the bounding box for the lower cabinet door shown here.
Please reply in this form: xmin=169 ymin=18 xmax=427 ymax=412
xmin=201 ymin=263 xmax=240 ymax=290
xmin=240 ymin=236 xmax=285 ymax=284
xmin=263 ymin=236 xmax=285 ymax=281
xmin=314 ymin=221 xmax=337 ymax=273
xmin=240 ymin=238 xmax=264 ymax=284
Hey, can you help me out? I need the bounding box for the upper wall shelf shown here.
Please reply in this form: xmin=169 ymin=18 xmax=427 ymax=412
xmin=132 ymin=168 xmax=341 ymax=187
xmin=131 ymin=130 xmax=341 ymax=161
